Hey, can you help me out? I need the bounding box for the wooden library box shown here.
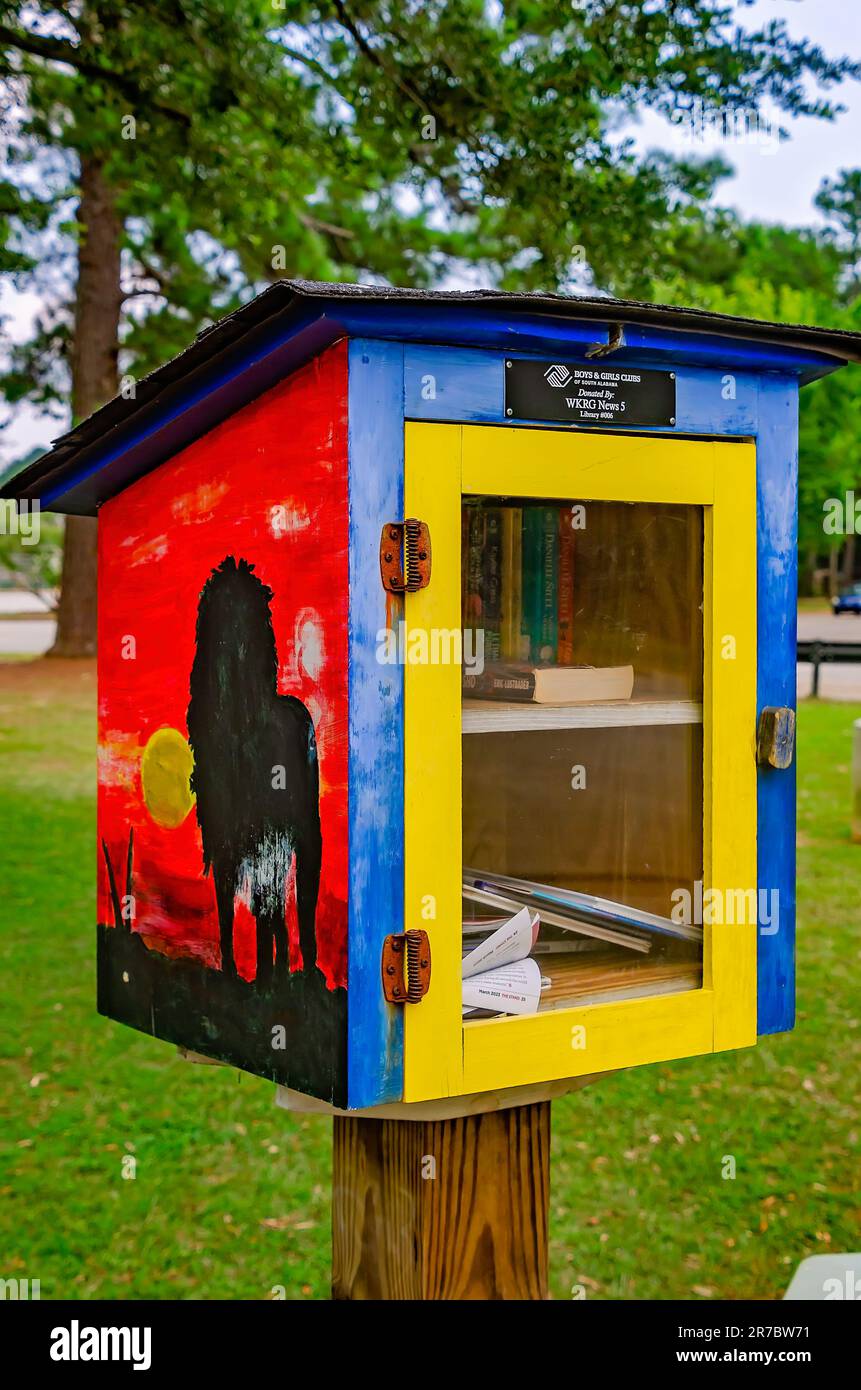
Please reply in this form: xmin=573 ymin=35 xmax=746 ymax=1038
xmin=8 ymin=281 xmax=860 ymax=1111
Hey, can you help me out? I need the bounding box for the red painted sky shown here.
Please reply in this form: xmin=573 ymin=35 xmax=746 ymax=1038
xmin=97 ymin=342 xmax=349 ymax=988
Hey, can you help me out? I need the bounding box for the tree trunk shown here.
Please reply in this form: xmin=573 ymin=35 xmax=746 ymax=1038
xmin=49 ymin=155 xmax=122 ymax=658
xmin=841 ymin=533 xmax=856 ymax=586
xmin=828 ymin=547 xmax=840 ymax=601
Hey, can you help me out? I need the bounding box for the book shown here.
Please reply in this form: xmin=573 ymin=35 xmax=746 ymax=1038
xmin=499 ymin=507 xmax=523 ymax=659
xmin=557 ymin=508 xmax=575 ymax=663
xmin=463 ymin=881 xmax=651 ymax=953
xmin=462 ymin=662 xmax=635 ymax=705
xmin=460 ymin=504 xmax=470 ymax=628
xmin=520 ymin=506 xmax=542 ymax=662
xmin=462 ymin=959 xmax=545 ymax=1016
xmin=462 ymin=918 xmax=600 ymax=952
xmin=461 ymin=906 xmax=546 ymax=1016
xmin=460 ymin=896 xmax=700 ymax=1019
xmin=521 ymin=507 xmax=558 ymax=663
xmin=463 ymin=867 xmax=703 ymax=946
xmin=482 ymin=507 xmax=503 ymax=662
xmin=464 ymin=506 xmax=484 ymax=639
xmin=462 ymin=905 xmax=539 ymax=979
xmin=538 ymin=507 xmax=558 ymax=662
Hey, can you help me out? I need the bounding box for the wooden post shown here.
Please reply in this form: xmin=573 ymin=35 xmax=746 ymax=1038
xmin=332 ymin=1101 xmax=550 ymax=1300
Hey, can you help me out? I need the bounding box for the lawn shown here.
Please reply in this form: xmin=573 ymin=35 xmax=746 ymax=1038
xmin=1 ymin=659 xmax=858 ymax=1300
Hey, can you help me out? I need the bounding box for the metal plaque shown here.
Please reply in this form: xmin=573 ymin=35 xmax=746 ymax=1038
xmin=505 ymin=359 xmax=676 ymax=428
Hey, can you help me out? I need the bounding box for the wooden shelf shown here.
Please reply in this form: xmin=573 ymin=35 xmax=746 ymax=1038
xmin=462 ymin=698 xmax=703 ymax=734
xmin=535 ymin=951 xmax=702 ymax=1012
xmin=462 ymin=951 xmax=702 ymax=1024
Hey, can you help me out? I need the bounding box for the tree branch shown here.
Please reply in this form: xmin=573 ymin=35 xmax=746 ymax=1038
xmin=330 ymin=1 xmax=429 ymax=111
xmin=298 ymin=211 xmax=353 ymax=239
xmin=0 ymin=23 xmax=192 ymax=126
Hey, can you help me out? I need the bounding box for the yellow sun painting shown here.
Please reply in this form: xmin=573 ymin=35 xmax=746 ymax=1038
xmin=140 ymin=727 xmax=195 ymax=828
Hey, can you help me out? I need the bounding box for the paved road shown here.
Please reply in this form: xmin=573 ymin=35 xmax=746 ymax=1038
xmin=2 ymin=598 xmax=861 ymax=692
xmin=797 ymin=611 xmax=861 ymax=642
xmin=797 ymin=609 xmax=861 ymax=700
xmin=0 ymin=591 xmax=56 ymax=656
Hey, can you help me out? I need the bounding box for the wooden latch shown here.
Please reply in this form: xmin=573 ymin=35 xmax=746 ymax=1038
xmin=382 ymin=930 xmax=432 ymax=1004
xmin=757 ymin=706 xmax=796 ymax=769
xmin=380 ymin=519 xmax=431 ymax=593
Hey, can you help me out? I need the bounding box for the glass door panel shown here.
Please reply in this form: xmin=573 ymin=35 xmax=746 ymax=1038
xmin=461 ymin=496 xmax=705 ymax=1019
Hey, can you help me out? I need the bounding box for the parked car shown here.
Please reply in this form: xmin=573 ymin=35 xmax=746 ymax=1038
xmin=832 ymin=583 xmax=861 ymax=615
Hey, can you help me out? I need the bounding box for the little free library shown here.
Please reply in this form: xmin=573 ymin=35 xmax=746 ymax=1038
xmin=7 ymin=282 xmax=861 ymax=1299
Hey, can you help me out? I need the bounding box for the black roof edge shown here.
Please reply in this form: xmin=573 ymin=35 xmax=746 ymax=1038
xmin=9 ymin=282 xmax=303 ymax=499
xmin=4 ymin=279 xmax=860 ymax=506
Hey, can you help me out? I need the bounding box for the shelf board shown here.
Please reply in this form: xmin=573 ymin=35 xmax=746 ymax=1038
xmin=462 ymin=697 xmax=703 ymax=734
xmin=462 ymin=952 xmax=703 ymax=1022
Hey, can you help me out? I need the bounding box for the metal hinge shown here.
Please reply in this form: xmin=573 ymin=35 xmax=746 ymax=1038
xmin=381 ymin=929 xmax=432 ymax=1004
xmin=380 ymin=519 xmax=431 ymax=593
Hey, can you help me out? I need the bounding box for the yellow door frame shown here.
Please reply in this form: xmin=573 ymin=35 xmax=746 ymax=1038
xmin=403 ymin=422 xmax=757 ymax=1102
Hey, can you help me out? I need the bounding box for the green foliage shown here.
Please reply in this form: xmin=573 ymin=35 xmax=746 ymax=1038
xmin=3 ymin=3 xmax=860 ymax=586
xmin=0 ymin=507 xmax=63 ymax=602
xmin=657 ymin=204 xmax=861 ymax=564
xmin=2 ymin=0 xmax=859 ymax=414
xmin=816 ymin=168 xmax=861 ymax=294
xmin=0 ymin=669 xmax=857 ymax=1298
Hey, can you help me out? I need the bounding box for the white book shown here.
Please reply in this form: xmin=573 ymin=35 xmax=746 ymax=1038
xmin=462 ymin=958 xmax=544 ymax=1016
xmin=461 ymin=906 xmax=538 ymax=980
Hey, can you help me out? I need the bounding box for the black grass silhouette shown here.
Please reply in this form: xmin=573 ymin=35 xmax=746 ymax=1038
xmin=187 ymin=556 xmax=322 ymax=988
xmin=101 ymin=828 xmax=134 ymax=930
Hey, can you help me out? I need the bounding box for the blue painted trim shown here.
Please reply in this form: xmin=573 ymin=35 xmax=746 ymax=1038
xmin=331 ymin=302 xmax=833 ymax=380
xmin=347 ymin=339 xmax=405 ymax=1107
xmin=44 ymin=310 xmax=341 ymax=514
xmin=398 ymin=345 xmax=797 ymax=1037
xmin=403 ymin=345 xmax=759 ymax=436
xmin=38 ymin=303 xmax=837 ymax=515
xmin=755 ymin=378 xmax=798 ymax=1035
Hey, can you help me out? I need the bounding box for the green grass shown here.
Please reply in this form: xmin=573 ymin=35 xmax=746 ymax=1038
xmin=1 ymin=661 xmax=859 ymax=1300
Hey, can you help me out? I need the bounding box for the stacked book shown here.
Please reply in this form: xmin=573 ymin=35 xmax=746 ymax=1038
xmin=462 ymin=907 xmax=544 ymax=1016
xmin=462 ymin=870 xmax=703 ymax=1018
xmin=462 ymin=500 xmax=636 ymax=707
xmin=463 ymin=502 xmax=574 ymax=666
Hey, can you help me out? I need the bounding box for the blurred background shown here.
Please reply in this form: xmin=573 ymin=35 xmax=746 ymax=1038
xmin=1 ymin=0 xmax=859 ymax=1299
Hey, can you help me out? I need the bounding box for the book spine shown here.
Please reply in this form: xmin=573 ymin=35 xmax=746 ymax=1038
xmin=462 ymin=667 xmax=537 ymax=702
xmin=461 ymin=504 xmax=469 ymax=630
xmin=557 ymin=507 xmax=575 ymax=663
xmin=465 ymin=506 xmax=484 ymax=645
xmin=500 ymin=507 xmax=522 ymax=659
xmin=521 ymin=506 xmax=543 ymax=663
xmin=537 ymin=507 xmax=558 ymax=663
xmin=482 ymin=507 xmax=503 ymax=663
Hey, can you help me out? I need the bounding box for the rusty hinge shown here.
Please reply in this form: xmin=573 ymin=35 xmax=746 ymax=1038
xmin=380 ymin=519 xmax=431 ymax=593
xmin=381 ymin=929 xmax=431 ymax=1004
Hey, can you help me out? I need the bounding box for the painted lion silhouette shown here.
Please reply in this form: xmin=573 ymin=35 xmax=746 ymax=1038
xmin=187 ymin=556 xmax=322 ymax=987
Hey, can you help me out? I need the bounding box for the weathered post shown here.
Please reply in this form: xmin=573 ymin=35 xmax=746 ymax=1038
xmin=332 ymin=1102 xmax=550 ymax=1300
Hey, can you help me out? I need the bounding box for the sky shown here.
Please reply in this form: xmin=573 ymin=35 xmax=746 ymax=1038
xmin=1 ymin=0 xmax=859 ymax=464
